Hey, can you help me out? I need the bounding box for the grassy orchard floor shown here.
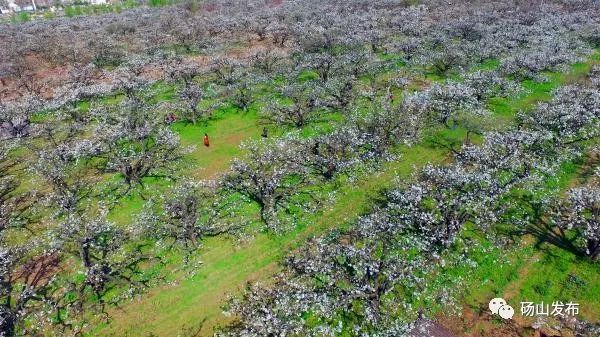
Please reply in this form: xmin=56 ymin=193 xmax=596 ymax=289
xmin=97 ymin=145 xmax=449 ymax=337
xmin=440 ymin=158 xmax=600 ymax=336
xmin=452 ymin=57 xmax=600 ymax=331
xmin=93 ymin=54 xmax=600 ymax=336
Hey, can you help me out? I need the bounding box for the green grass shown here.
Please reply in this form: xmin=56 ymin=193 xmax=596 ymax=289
xmin=472 ymin=58 xmax=501 ymax=71
xmin=105 ymin=106 xmax=263 ymax=224
xmin=172 ymin=106 xmax=263 ymax=179
xmin=517 ymin=249 xmax=600 ymax=320
xmin=456 ymin=236 xmax=600 ymax=323
xmin=488 ymin=53 xmax=600 ymax=122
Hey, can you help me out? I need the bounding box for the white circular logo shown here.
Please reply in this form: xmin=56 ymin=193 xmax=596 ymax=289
xmin=498 ymin=304 xmax=515 ymax=320
xmin=488 ymin=297 xmax=507 ymax=315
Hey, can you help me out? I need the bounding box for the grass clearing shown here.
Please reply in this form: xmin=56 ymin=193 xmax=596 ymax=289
xmin=173 ymin=107 xmax=263 ymax=180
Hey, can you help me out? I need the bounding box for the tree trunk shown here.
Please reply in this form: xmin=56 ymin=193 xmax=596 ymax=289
xmin=0 ymin=305 xmax=16 ymax=337
xmin=259 ymin=197 xmax=276 ymax=228
xmin=80 ymin=242 xmax=92 ymax=269
xmin=587 ymin=239 xmax=599 ymax=261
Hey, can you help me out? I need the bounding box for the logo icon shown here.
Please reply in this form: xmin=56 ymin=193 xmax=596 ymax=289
xmin=498 ymin=303 xmax=515 ymax=319
xmin=489 ymin=297 xmax=514 ymax=320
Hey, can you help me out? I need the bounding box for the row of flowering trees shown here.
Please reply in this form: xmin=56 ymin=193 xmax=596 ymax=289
xmin=217 ymin=66 xmax=600 ymax=336
xmin=1 ymin=0 xmax=598 ymax=102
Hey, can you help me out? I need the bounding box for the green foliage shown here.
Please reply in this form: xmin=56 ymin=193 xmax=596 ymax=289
xmin=13 ymin=11 xmax=31 ymax=22
xmin=473 ymin=58 xmax=500 ymax=71
xmin=43 ymin=11 xmax=55 ymax=19
xmin=64 ymin=5 xmax=80 ymax=17
xmin=148 ymin=0 xmax=172 ymax=7
xmin=297 ymin=70 xmax=320 ymax=82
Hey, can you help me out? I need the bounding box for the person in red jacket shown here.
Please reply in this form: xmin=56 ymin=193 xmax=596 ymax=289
xmin=165 ymin=113 xmax=177 ymax=124
xmin=203 ymin=133 xmax=210 ymax=147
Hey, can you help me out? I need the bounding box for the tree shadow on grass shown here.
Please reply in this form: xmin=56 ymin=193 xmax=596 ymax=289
xmin=506 ymin=220 xmax=586 ymax=259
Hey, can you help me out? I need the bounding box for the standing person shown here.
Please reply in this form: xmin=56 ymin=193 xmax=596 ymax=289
xmin=165 ymin=113 xmax=176 ymax=124
xmin=203 ymin=133 xmax=210 ymax=147
xmin=261 ymin=127 xmax=268 ymax=138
